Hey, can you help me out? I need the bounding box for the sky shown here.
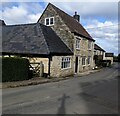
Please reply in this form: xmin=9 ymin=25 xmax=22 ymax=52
xmin=0 ymin=1 xmax=119 ymax=55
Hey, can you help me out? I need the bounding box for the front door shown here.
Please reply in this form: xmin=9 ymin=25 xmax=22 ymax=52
xmin=75 ymin=56 xmax=78 ymax=73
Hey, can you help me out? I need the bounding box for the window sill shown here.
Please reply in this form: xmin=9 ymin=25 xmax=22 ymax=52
xmin=61 ymin=67 xmax=71 ymax=70
xmin=76 ymin=48 xmax=80 ymax=50
xmin=88 ymin=49 xmax=92 ymax=51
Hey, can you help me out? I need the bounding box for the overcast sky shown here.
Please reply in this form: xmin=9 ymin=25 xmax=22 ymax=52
xmin=1 ymin=1 xmax=119 ymax=55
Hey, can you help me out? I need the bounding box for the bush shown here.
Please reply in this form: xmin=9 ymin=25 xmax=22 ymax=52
xmin=2 ymin=57 xmax=30 ymax=82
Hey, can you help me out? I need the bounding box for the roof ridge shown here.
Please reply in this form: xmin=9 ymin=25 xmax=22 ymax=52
xmin=95 ymin=44 xmax=105 ymax=52
xmin=37 ymin=23 xmax=51 ymax=55
xmin=49 ymin=3 xmax=76 ymax=21
xmin=5 ymin=23 xmax=37 ymax=27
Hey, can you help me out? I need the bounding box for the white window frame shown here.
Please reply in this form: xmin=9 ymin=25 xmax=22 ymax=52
xmin=45 ymin=17 xmax=54 ymax=26
xmin=76 ymin=37 xmax=80 ymax=49
xmin=82 ymin=56 xmax=86 ymax=66
xmin=61 ymin=57 xmax=71 ymax=69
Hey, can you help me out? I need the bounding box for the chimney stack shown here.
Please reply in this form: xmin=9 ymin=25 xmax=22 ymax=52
xmin=0 ymin=20 xmax=6 ymax=26
xmin=73 ymin=12 xmax=80 ymax=22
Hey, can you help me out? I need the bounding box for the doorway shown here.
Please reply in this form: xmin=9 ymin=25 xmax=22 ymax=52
xmin=75 ymin=56 xmax=78 ymax=73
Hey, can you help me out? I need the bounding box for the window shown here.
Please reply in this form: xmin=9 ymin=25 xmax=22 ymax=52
xmin=82 ymin=56 xmax=86 ymax=65
xmin=76 ymin=38 xmax=80 ymax=49
xmin=88 ymin=41 xmax=92 ymax=50
xmin=88 ymin=56 xmax=91 ymax=65
xmin=45 ymin=17 xmax=54 ymax=26
xmin=94 ymin=50 xmax=96 ymax=55
xmin=61 ymin=57 xmax=71 ymax=69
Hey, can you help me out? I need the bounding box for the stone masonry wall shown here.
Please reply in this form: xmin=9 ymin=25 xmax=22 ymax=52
xmin=50 ymin=56 xmax=74 ymax=77
xmin=74 ymin=35 xmax=95 ymax=72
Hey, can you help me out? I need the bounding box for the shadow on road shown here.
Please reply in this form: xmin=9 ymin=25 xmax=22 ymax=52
xmin=57 ymin=93 xmax=70 ymax=115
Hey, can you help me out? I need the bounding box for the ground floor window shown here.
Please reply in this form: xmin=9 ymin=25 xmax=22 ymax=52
xmin=82 ymin=56 xmax=86 ymax=65
xmin=88 ymin=56 xmax=91 ymax=65
xmin=61 ymin=57 xmax=71 ymax=69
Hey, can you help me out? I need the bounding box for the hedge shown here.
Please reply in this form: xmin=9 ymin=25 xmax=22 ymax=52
xmin=2 ymin=57 xmax=30 ymax=82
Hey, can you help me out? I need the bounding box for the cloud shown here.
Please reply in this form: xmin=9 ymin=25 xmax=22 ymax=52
xmin=1 ymin=2 xmax=43 ymax=24
xmin=50 ymin=2 xmax=118 ymax=21
xmin=85 ymin=20 xmax=118 ymax=55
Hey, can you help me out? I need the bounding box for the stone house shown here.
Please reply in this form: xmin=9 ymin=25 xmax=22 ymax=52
xmin=94 ymin=44 xmax=106 ymax=67
xmin=94 ymin=44 xmax=106 ymax=60
xmin=104 ymin=53 xmax=114 ymax=65
xmin=38 ymin=3 xmax=95 ymax=75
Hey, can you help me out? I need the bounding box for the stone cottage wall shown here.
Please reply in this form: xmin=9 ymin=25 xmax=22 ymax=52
xmin=50 ymin=56 xmax=74 ymax=77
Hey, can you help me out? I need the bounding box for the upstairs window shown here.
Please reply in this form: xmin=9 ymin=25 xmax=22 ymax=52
xmin=76 ymin=38 xmax=80 ymax=49
xmin=45 ymin=17 xmax=54 ymax=26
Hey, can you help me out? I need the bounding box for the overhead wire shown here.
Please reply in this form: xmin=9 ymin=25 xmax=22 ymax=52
xmin=85 ymin=23 xmax=119 ymax=30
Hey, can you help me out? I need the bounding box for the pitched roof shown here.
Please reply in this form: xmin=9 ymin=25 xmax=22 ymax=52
xmin=39 ymin=3 xmax=95 ymax=42
xmin=105 ymin=53 xmax=114 ymax=57
xmin=94 ymin=44 xmax=105 ymax=52
xmin=2 ymin=23 xmax=73 ymax=57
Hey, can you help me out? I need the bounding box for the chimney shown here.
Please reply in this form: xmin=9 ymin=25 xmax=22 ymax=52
xmin=73 ymin=12 xmax=80 ymax=22
xmin=0 ymin=20 xmax=6 ymax=26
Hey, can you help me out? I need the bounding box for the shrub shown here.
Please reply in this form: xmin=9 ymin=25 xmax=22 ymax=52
xmin=2 ymin=57 xmax=30 ymax=82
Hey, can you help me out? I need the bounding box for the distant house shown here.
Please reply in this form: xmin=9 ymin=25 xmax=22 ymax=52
xmin=94 ymin=44 xmax=105 ymax=60
xmin=104 ymin=53 xmax=114 ymax=65
xmin=93 ymin=44 xmax=106 ymax=67
xmin=38 ymin=3 xmax=95 ymax=76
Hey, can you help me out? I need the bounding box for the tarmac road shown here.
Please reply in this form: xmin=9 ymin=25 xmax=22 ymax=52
xmin=2 ymin=63 xmax=119 ymax=114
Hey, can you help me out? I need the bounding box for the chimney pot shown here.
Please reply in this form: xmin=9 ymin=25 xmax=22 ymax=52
xmin=73 ymin=11 xmax=80 ymax=22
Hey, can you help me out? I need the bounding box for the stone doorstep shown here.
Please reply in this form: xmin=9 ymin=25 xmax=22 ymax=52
xmin=1 ymin=69 xmax=101 ymax=89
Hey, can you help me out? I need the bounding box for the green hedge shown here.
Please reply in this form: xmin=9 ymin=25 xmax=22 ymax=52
xmin=2 ymin=57 xmax=30 ymax=82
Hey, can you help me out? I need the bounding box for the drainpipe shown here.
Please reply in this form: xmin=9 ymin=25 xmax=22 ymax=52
xmin=48 ymin=56 xmax=52 ymax=77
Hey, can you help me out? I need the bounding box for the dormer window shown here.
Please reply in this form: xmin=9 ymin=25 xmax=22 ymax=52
xmin=45 ymin=17 xmax=54 ymax=26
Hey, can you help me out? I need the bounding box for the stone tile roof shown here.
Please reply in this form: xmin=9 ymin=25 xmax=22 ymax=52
xmin=94 ymin=44 xmax=105 ymax=52
xmin=44 ymin=3 xmax=95 ymax=41
xmin=2 ymin=23 xmax=73 ymax=57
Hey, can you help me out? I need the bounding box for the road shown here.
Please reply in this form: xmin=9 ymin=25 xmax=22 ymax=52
xmin=2 ymin=63 xmax=119 ymax=114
